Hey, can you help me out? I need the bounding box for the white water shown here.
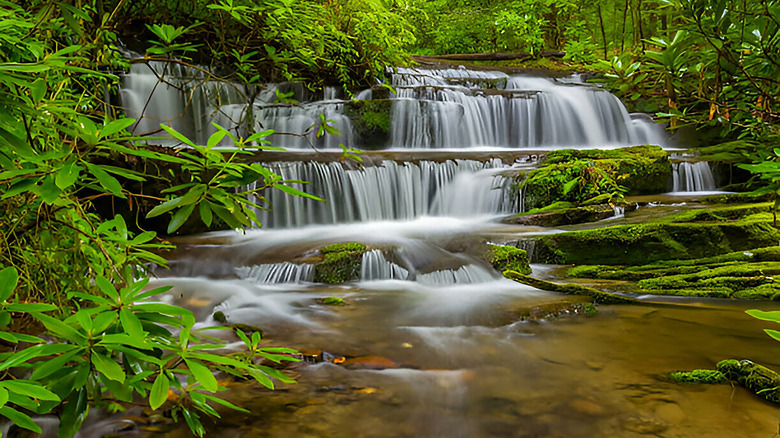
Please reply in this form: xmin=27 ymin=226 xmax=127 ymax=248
xmin=671 ymin=161 xmax=717 ymax=192
xmin=248 ymin=159 xmax=517 ymax=228
xmin=235 ymin=262 xmax=314 ymax=284
xmin=119 ymin=63 xmax=667 ymax=150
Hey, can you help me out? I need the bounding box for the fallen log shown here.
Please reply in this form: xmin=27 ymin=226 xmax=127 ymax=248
xmin=502 ymin=270 xmax=637 ymax=304
xmin=414 ymin=51 xmax=566 ymax=62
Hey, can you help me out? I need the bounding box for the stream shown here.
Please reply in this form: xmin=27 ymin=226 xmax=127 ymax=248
xmin=95 ymin=65 xmax=780 ymax=437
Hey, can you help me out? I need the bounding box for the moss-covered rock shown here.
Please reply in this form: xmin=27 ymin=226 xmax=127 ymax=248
xmin=313 ymin=242 xmax=368 ymax=284
xmin=669 ymin=369 xmax=726 ymax=384
xmin=488 ymin=244 xmax=531 ymax=275
xmin=503 ymin=270 xmax=637 ymax=304
xmin=521 ymin=145 xmax=671 ymax=210
xmin=502 ymin=203 xmax=619 ymax=227
xmin=534 ymin=221 xmax=780 ymax=265
xmin=717 ymin=359 xmax=780 ymax=403
xmin=512 ymin=300 xmax=598 ymax=321
xmin=322 ymin=296 xmax=345 ymax=305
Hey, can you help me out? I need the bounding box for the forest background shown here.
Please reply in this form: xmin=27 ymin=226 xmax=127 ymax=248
xmin=0 ymin=0 xmax=778 ymax=436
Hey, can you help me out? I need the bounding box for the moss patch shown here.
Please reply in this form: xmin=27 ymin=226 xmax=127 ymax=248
xmin=313 ymin=242 xmax=368 ymax=284
xmin=534 ymin=221 xmax=780 ymax=265
xmin=717 ymin=359 xmax=780 ymax=403
xmin=521 ymin=145 xmax=671 ymax=210
xmin=322 ymin=296 xmax=345 ymax=306
xmin=488 ymin=244 xmax=531 ymax=275
xmin=344 ymin=99 xmax=392 ymax=148
xmin=669 ymin=369 xmax=726 ymax=384
xmin=503 ymin=203 xmax=619 ymax=227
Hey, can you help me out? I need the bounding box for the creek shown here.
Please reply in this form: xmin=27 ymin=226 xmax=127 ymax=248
xmin=102 ymin=64 xmax=780 ymax=437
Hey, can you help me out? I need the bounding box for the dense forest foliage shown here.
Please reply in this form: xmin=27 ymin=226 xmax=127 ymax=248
xmin=0 ymin=0 xmax=779 ymax=436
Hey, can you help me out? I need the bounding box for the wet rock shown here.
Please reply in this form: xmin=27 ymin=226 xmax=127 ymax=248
xmin=487 ymin=244 xmax=531 ymax=275
xmin=321 ymin=296 xmax=345 ymax=306
xmin=570 ymin=399 xmax=606 ymax=416
xmin=622 ymin=416 xmax=668 ymax=435
xmin=313 ymin=243 xmax=368 ymax=284
xmin=342 ymin=355 xmax=400 ymax=370
xmin=655 ymin=402 xmax=685 ymax=425
xmin=503 ymin=203 xmax=632 ymax=227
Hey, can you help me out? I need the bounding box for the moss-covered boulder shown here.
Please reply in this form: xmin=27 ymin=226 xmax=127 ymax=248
xmin=533 ymin=221 xmax=780 ymax=265
xmin=488 ymin=244 xmax=531 ymax=275
xmin=313 ymin=243 xmax=368 ymax=284
xmin=521 ymin=145 xmax=671 ymax=210
xmin=717 ymin=359 xmax=780 ymax=403
xmin=503 ymin=203 xmax=626 ymax=227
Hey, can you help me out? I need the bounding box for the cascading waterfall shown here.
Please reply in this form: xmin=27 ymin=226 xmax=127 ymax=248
xmin=672 ymin=161 xmax=717 ymax=192
xmin=361 ymin=250 xmax=409 ymax=281
xmin=416 ymin=264 xmax=500 ymax=286
xmin=387 ymin=68 xmax=667 ymax=149
xmin=248 ymin=159 xmax=517 ymax=228
xmin=235 ymin=262 xmax=314 ymax=284
xmin=119 ymin=61 xmax=667 ymax=150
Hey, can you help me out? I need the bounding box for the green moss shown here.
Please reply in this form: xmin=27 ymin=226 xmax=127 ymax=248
xmin=535 ymin=221 xmax=780 ymax=265
xmin=657 ymin=203 xmax=772 ymax=223
xmin=344 ymin=99 xmax=392 ymax=147
xmin=213 ymin=311 xmax=227 ymax=323
xmin=717 ymin=359 xmax=780 ymax=403
xmin=322 ymin=296 xmax=345 ymax=306
xmin=521 ymin=145 xmax=671 ymax=210
xmin=321 ymin=242 xmax=367 ymax=253
xmin=503 ymin=203 xmax=616 ymax=227
xmin=503 ymin=270 xmax=637 ymax=304
xmin=313 ymin=242 xmax=368 ymax=284
xmin=488 ymin=245 xmax=531 ymax=275
xmin=669 ymin=369 xmax=726 ymax=384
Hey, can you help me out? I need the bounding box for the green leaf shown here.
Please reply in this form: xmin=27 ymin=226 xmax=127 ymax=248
xmin=95 ymin=276 xmax=119 ymax=301
xmin=206 ymin=130 xmax=227 ymax=149
xmin=29 ymin=78 xmax=46 ymax=104
xmin=33 ymin=314 xmax=86 ymax=344
xmin=31 ymin=350 xmax=82 ymax=380
xmin=746 ymin=309 xmax=780 ymax=323
xmin=0 ymin=387 xmax=7 ymax=409
xmin=0 ymin=343 xmax=77 ymax=371
xmin=184 ymin=359 xmax=218 ymax=392
xmin=198 ymin=201 xmax=213 ymax=227
xmin=765 ymin=329 xmax=780 ymax=342
xmin=0 ymin=405 xmax=41 ymax=433
xmin=2 ymin=380 xmax=59 ymax=401
xmin=0 ymin=266 xmax=19 ymax=301
xmin=4 ymin=303 xmax=57 ymax=312
xmin=120 ymin=308 xmax=145 ymax=338
xmin=91 ymin=352 xmax=126 ymax=383
xmin=86 ymin=163 xmax=125 ymax=198
xmin=160 ymin=124 xmax=197 ymax=147
xmin=39 ymin=174 xmax=62 ymax=204
xmin=274 ymin=183 xmax=324 ymax=201
xmin=55 ymin=162 xmax=82 ymax=190
xmin=99 ymin=118 xmax=135 ymax=139
xmin=58 ymin=389 xmax=88 ymax=438
xmin=149 ymin=372 xmax=170 ymax=410
xmin=167 ymin=203 xmax=195 ymax=234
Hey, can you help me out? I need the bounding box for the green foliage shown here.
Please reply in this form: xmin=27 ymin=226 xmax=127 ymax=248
xmin=669 ymin=369 xmax=726 ymax=384
xmin=488 ymin=245 xmax=531 ymax=275
xmin=0 ymin=3 xmax=315 ymax=436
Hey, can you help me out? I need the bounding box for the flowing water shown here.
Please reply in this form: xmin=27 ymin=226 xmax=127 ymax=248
xmin=101 ymin=64 xmax=777 ymax=438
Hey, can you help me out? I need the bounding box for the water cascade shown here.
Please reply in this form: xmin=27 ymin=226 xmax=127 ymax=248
xmin=249 ymin=159 xmax=517 ymax=228
xmin=234 ymin=262 xmax=314 ymax=284
xmin=120 ymin=63 xmax=667 ymax=149
xmin=671 ymin=161 xmax=717 ymax=192
xmin=360 ymin=250 xmax=410 ymax=281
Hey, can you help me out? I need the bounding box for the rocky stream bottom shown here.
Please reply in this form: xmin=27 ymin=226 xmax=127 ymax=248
xmin=78 ymin=197 xmax=780 ymax=438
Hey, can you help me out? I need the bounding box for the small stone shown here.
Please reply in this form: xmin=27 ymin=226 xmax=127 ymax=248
xmin=570 ymin=399 xmax=606 ymax=416
xmin=622 ymin=416 xmax=668 ymax=435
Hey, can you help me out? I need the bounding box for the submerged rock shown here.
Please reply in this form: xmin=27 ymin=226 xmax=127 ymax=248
xmin=717 ymin=359 xmax=780 ymax=403
xmin=503 ymin=203 xmax=628 ymax=227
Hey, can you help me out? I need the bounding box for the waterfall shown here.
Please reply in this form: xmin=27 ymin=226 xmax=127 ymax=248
xmin=247 ymin=159 xmax=517 ymax=228
xmin=672 ymin=161 xmax=717 ymax=192
xmin=387 ymin=68 xmax=667 ymax=149
xmin=119 ymin=61 xmax=667 ymax=150
xmin=235 ymin=262 xmax=314 ymax=283
xmin=361 ymin=250 xmax=409 ymax=280
xmin=416 ymin=265 xmax=500 ymax=286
